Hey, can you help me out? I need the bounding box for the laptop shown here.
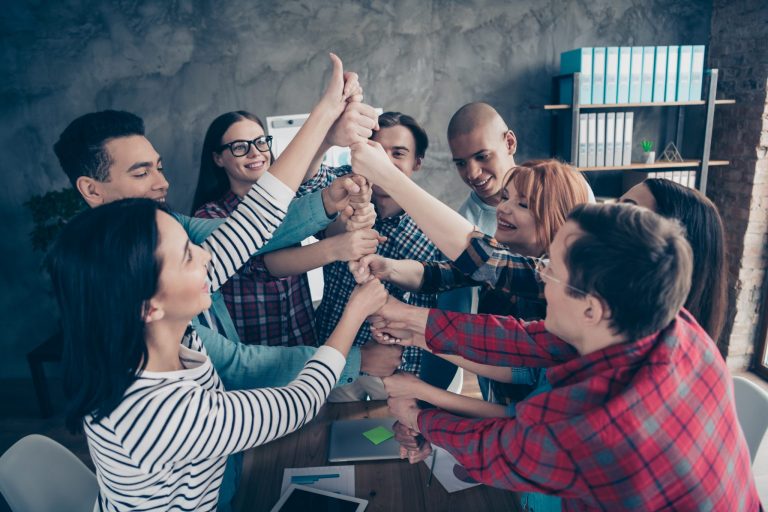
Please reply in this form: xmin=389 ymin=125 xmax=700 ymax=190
xmin=328 ymin=417 xmax=402 ymax=462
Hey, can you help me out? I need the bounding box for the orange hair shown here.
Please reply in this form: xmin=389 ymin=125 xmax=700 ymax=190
xmin=503 ymin=159 xmax=589 ymax=253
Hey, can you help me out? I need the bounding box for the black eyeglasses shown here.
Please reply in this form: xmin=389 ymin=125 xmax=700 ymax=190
xmin=218 ymin=136 xmax=273 ymax=157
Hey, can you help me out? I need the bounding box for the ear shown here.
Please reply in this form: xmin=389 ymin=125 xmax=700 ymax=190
xmin=504 ymin=130 xmax=518 ymax=155
xmin=582 ymin=294 xmax=608 ymax=327
xmin=143 ymin=298 xmax=165 ymax=324
xmin=76 ymin=176 xmax=104 ymax=207
xmin=412 ymin=156 xmax=423 ymax=172
xmin=212 ymin=151 xmax=225 ymax=168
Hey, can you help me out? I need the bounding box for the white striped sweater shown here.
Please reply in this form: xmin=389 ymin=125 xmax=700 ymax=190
xmin=83 ymin=173 xmax=345 ymax=510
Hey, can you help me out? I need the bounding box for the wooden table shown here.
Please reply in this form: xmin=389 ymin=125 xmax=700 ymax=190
xmin=233 ymin=401 xmax=521 ymax=512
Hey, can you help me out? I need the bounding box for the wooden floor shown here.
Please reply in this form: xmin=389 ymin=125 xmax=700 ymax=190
xmin=0 ymin=371 xmax=482 ymax=511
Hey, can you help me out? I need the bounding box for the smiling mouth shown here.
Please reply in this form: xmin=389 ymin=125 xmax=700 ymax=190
xmin=244 ymin=161 xmax=265 ymax=171
xmin=497 ymin=219 xmax=517 ymax=230
xmin=471 ymin=177 xmax=491 ymax=188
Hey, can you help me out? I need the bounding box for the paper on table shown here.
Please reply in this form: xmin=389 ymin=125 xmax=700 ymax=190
xmin=280 ymin=466 xmax=355 ymax=496
xmin=422 ymin=446 xmax=481 ymax=493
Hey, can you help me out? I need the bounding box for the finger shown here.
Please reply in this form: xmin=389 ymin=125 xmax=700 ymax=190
xmin=341 ymin=177 xmax=361 ymax=195
xmin=377 ymin=235 xmax=388 ymax=243
xmin=328 ymin=52 xmax=343 ymax=93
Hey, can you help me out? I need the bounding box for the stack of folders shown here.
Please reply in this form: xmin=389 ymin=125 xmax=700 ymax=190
xmin=560 ymin=45 xmax=706 ymax=104
xmin=577 ymin=112 xmax=633 ymax=168
xmin=645 ymin=170 xmax=697 ymax=188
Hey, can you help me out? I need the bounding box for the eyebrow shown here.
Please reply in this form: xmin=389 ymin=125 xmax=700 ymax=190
xmin=452 ymin=150 xmax=488 ymax=163
xmin=621 ymin=198 xmax=637 ymax=205
xmin=181 ymin=239 xmax=190 ymax=265
xmin=126 ymin=156 xmax=162 ymax=173
xmin=392 ymin=146 xmax=410 ymax=152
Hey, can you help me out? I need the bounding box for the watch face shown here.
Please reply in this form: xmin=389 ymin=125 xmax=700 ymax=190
xmin=452 ymin=464 xmax=478 ymax=484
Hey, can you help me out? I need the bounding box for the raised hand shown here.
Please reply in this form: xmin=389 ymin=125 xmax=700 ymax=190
xmin=346 ymin=278 xmax=388 ymax=319
xmin=350 ymin=140 xmax=400 ymax=186
xmin=345 ymin=203 xmax=377 ymax=231
xmin=325 ymin=103 xmax=380 ymax=148
xmin=321 ymin=176 xmax=362 ymax=216
xmin=319 ymin=53 xmax=360 ymax=120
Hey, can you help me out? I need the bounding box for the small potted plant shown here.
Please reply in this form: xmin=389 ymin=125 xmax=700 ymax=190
xmin=641 ymin=140 xmax=655 ymax=164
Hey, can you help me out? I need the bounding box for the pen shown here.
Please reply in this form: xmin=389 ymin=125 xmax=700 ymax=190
xmin=291 ymin=473 xmax=340 ymax=483
xmin=427 ymin=450 xmax=437 ymax=487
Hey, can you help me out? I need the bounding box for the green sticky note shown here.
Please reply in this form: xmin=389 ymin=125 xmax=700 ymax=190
xmin=362 ymin=426 xmax=394 ymax=445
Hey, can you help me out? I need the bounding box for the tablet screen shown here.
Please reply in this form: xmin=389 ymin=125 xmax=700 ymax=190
xmin=277 ymin=488 xmax=361 ymax=511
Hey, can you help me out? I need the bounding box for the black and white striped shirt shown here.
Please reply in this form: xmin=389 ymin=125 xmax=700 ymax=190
xmin=83 ymin=174 xmax=345 ymax=511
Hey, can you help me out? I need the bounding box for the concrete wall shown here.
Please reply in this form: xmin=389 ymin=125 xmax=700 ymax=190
xmin=0 ymin=0 xmax=711 ymax=378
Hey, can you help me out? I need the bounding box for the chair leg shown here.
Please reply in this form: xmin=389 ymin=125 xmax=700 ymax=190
xmin=27 ymin=355 xmax=53 ymax=418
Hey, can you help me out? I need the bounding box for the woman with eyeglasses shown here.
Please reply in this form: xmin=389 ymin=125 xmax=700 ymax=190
xmin=191 ymin=111 xmax=321 ymax=347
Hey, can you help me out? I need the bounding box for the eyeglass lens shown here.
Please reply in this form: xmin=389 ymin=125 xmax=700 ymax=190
xmin=230 ymin=137 xmax=271 ymax=157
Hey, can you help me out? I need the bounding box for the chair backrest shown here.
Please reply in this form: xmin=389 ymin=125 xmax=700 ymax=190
xmin=0 ymin=434 xmax=98 ymax=512
xmin=732 ymin=375 xmax=768 ymax=464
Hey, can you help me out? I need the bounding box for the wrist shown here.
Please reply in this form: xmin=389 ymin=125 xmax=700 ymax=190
xmin=312 ymin=101 xmax=342 ymax=127
xmin=321 ymin=188 xmax=336 ymax=217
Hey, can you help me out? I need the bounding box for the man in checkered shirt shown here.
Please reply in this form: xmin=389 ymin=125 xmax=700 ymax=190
xmin=298 ymin=112 xmax=446 ymax=401
xmin=378 ymin=203 xmax=761 ymax=511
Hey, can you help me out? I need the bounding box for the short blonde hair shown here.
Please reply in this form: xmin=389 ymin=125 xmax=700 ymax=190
xmin=504 ymin=159 xmax=589 ymax=252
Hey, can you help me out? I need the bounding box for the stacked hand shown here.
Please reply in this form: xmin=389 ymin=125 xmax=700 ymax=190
xmin=332 ymin=228 xmax=386 ymax=262
xmin=348 ymin=253 xmax=391 ymax=284
xmin=346 ymin=278 xmax=388 ymax=320
xmin=391 ymin=417 xmax=432 ymax=464
xmin=350 ymin=140 xmax=400 ymax=187
xmin=368 ymin=296 xmax=426 ymax=348
xmin=319 ymin=53 xmax=364 ymax=119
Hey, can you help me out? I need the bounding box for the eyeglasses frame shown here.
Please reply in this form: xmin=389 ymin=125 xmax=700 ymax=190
xmin=218 ymin=135 xmax=274 ymax=158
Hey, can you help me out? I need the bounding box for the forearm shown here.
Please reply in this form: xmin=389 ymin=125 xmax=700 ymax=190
xmin=436 ymin=354 xmax=514 ymax=383
xmin=324 ymin=309 xmax=367 ymax=357
xmin=305 ymin=142 xmax=331 ymax=182
xmin=271 ymin=105 xmax=338 ymax=192
xmin=376 ymin=171 xmax=474 ymax=260
xmin=425 ymin=389 xmax=507 ymax=418
xmin=387 ymin=259 xmax=425 ymax=292
xmin=324 ymin=215 xmax=348 ymax=237
xmin=263 ymin=239 xmax=336 ymax=277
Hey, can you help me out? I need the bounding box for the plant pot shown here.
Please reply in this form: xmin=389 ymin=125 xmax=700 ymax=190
xmin=644 ymin=151 xmax=656 ymax=164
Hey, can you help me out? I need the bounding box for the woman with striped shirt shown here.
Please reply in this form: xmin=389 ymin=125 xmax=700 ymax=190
xmin=47 ymin=55 xmax=387 ymax=511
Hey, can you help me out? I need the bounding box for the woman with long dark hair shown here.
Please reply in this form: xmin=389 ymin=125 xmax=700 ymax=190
xmin=620 ymin=178 xmax=727 ymax=342
xmin=48 ymin=198 xmax=386 ymax=511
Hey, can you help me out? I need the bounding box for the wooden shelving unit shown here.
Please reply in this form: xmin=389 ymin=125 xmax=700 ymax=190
xmin=546 ymin=69 xmax=733 ymax=194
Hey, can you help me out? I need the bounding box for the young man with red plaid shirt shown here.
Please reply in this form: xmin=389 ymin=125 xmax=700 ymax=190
xmin=371 ymin=203 xmax=761 ymax=511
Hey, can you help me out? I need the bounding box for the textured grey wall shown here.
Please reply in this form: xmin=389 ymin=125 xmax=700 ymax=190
xmin=0 ymin=0 xmax=711 ymax=377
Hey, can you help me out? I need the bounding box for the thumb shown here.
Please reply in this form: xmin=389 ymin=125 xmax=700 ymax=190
xmin=329 ymin=52 xmax=343 ymax=82
xmin=342 ymin=177 xmax=361 ymax=195
xmin=377 ymin=235 xmax=388 ymax=244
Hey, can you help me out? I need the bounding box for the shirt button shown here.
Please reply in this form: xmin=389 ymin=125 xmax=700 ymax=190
xmin=347 ymin=378 xmax=354 ymax=383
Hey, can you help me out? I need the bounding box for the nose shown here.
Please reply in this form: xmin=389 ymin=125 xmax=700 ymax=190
xmin=465 ymin=160 xmax=482 ymax=181
xmin=153 ymin=169 xmax=169 ymax=191
xmin=246 ymin=140 xmax=260 ymax=158
xmin=197 ymin=245 xmax=212 ymax=265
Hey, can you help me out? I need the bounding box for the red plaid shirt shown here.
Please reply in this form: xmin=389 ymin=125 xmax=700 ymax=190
xmin=419 ymin=308 xmax=762 ymax=511
xmin=195 ymin=191 xmax=317 ymax=347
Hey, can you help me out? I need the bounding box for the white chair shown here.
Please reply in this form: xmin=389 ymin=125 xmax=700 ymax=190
xmin=732 ymin=376 xmax=768 ymax=464
xmin=0 ymin=434 xmax=98 ymax=512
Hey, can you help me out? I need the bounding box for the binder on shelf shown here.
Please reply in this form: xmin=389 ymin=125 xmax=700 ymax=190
xmin=689 ymin=45 xmax=705 ymax=101
xmin=666 ymin=45 xmax=679 ymax=101
xmin=640 ymin=46 xmax=655 ymax=103
xmin=560 ymin=48 xmax=593 ymax=104
xmin=676 ymin=45 xmax=693 ymax=102
xmin=605 ymin=113 xmax=616 ymax=166
xmin=592 ymin=48 xmax=606 ymax=104
xmin=604 ymin=47 xmax=619 ymax=104
xmin=578 ymin=114 xmax=589 ymax=167
xmin=653 ymin=46 xmax=668 ymax=103
xmin=614 ymin=112 xmax=625 ymax=166
xmin=617 ymin=47 xmax=631 ymax=103
xmin=629 ymin=46 xmax=643 ymax=103
xmin=587 ymin=113 xmax=597 ymax=167
xmin=623 ymin=112 xmax=634 ymax=166
xmin=596 ymin=113 xmax=606 ymax=166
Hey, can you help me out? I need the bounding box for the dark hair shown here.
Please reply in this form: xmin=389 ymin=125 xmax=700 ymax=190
xmin=377 ymin=111 xmax=429 ymax=159
xmin=191 ymin=111 xmax=272 ymax=213
xmin=565 ymin=203 xmax=693 ymax=341
xmin=47 ymin=198 xmax=163 ymax=432
xmin=53 ymin=110 xmax=145 ymax=188
xmin=644 ymin=179 xmax=727 ymax=342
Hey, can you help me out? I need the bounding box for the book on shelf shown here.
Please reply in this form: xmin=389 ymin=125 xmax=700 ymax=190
xmin=604 ymin=47 xmax=619 ymax=104
xmin=578 ymin=114 xmax=589 ymax=167
xmin=587 ymin=113 xmax=597 ymax=167
xmin=689 ymin=45 xmax=705 ymax=101
xmin=640 ymin=46 xmax=655 ymax=103
xmin=623 ymin=112 xmax=634 ymax=166
xmin=617 ymin=47 xmax=631 ymax=103
xmin=560 ymin=48 xmax=593 ymax=104
xmin=592 ymin=48 xmax=606 ymax=104
xmin=605 ymin=113 xmax=616 ymax=166
xmin=653 ymin=46 xmax=668 ymax=103
xmin=629 ymin=46 xmax=643 ymax=103
xmin=676 ymin=45 xmax=693 ymax=102
xmin=596 ymin=113 xmax=606 ymax=166
xmin=666 ymin=45 xmax=679 ymax=101
xmin=614 ymin=112 xmax=625 ymax=166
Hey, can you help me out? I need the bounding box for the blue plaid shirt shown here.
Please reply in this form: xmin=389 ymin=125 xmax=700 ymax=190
xmin=299 ymin=165 xmax=445 ymax=374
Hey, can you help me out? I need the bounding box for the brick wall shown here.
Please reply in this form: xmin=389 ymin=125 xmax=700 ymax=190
xmin=707 ymin=0 xmax=768 ymax=370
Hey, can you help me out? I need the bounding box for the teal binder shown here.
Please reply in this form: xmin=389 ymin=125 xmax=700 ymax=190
xmin=677 ymin=46 xmax=693 ymax=102
xmin=605 ymin=47 xmax=619 ymax=104
xmin=617 ymin=47 xmax=631 ymax=103
xmin=592 ymin=47 xmax=606 ymax=104
xmin=629 ymin=47 xmax=643 ymax=103
xmin=653 ymin=46 xmax=668 ymax=102
xmin=689 ymin=45 xmax=705 ymax=101
xmin=640 ymin=46 xmax=655 ymax=103
xmin=560 ymin=48 xmax=593 ymax=104
xmin=666 ymin=45 xmax=679 ymax=101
